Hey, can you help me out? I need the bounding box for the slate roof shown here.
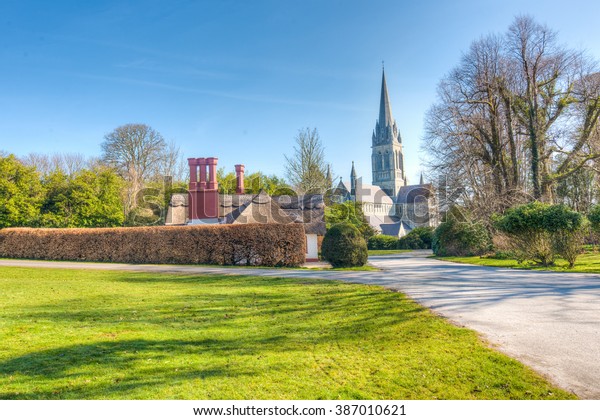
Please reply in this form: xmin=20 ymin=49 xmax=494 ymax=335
xmin=224 ymin=191 xmax=298 ymax=226
xmin=380 ymin=220 xmax=413 ymax=237
xmin=220 ymin=192 xmax=326 ymax=235
xmin=355 ymin=179 xmax=394 ymax=205
xmin=396 ymin=184 xmax=434 ymax=204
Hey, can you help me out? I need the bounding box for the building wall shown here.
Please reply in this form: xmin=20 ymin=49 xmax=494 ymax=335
xmin=306 ymin=234 xmax=319 ymax=261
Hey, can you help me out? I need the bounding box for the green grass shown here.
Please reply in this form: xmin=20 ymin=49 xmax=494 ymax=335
xmin=438 ymin=250 xmax=600 ymax=273
xmin=368 ymin=249 xmax=413 ymax=256
xmin=0 ymin=257 xmax=376 ymax=271
xmin=0 ymin=267 xmax=573 ymax=400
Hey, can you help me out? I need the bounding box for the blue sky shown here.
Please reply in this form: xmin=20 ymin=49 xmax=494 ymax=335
xmin=2 ymin=0 xmax=600 ymax=184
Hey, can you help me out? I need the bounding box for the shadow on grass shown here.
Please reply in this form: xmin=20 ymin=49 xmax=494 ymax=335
xmin=0 ymin=337 xmax=288 ymax=399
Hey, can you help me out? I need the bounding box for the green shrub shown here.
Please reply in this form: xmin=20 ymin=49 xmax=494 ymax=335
xmin=432 ymin=209 xmax=491 ymax=257
xmin=545 ymin=205 xmax=586 ymax=268
xmin=398 ymin=226 xmax=434 ymax=249
xmin=494 ymin=202 xmax=554 ymax=265
xmin=588 ymin=205 xmax=600 ymax=234
xmin=367 ymin=234 xmax=398 ymax=250
xmin=492 ymin=250 xmax=516 ymax=260
xmin=322 ymin=222 xmax=368 ymax=267
xmin=495 ymin=202 xmax=585 ymax=267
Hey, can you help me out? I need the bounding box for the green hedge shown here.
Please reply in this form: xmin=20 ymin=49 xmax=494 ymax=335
xmin=0 ymin=223 xmax=306 ymax=267
xmin=368 ymin=227 xmax=434 ymax=250
xmin=367 ymin=235 xmax=399 ymax=250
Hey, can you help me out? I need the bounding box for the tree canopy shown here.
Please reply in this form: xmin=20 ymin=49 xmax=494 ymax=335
xmin=284 ymin=128 xmax=330 ymax=194
xmin=0 ymin=154 xmax=43 ymax=228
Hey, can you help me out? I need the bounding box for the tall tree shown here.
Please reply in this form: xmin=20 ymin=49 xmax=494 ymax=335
xmin=0 ymin=154 xmax=43 ymax=227
xmin=101 ymin=124 xmax=168 ymax=217
xmin=425 ymin=15 xmax=600 ymax=215
xmin=506 ymin=16 xmax=588 ymax=200
xmin=39 ymin=166 xmax=125 ymax=228
xmin=284 ymin=128 xmax=329 ymax=194
xmin=22 ymin=152 xmax=88 ymax=176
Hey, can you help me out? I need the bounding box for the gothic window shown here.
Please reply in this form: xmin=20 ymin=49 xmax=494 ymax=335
xmin=379 ymin=152 xmax=383 ymax=171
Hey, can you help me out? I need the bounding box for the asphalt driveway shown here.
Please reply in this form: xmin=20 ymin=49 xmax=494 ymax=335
xmin=2 ymin=252 xmax=599 ymax=398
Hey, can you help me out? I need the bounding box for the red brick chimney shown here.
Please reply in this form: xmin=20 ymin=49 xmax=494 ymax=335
xmin=235 ymin=164 xmax=245 ymax=194
xmin=188 ymin=157 xmax=219 ymax=222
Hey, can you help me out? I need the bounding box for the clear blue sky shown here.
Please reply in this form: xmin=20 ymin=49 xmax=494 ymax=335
xmin=2 ymin=0 xmax=600 ymax=184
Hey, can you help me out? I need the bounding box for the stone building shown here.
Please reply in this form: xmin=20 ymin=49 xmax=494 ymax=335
xmin=334 ymin=69 xmax=437 ymax=237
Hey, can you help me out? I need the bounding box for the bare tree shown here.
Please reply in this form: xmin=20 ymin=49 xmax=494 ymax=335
xmin=101 ymin=124 xmax=167 ymax=215
xmin=506 ymin=16 xmax=587 ymax=200
xmin=157 ymin=140 xmax=187 ymax=183
xmin=425 ymin=15 xmax=600 ymax=216
xmin=284 ymin=128 xmax=329 ymax=194
xmin=424 ymin=33 xmax=528 ymax=218
xmin=21 ymin=152 xmax=88 ymax=176
xmin=21 ymin=153 xmax=52 ymax=175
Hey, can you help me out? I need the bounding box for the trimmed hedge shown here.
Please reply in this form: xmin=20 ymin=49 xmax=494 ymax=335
xmin=0 ymin=223 xmax=306 ymax=267
xmin=367 ymin=235 xmax=398 ymax=250
xmin=368 ymin=227 xmax=435 ymax=250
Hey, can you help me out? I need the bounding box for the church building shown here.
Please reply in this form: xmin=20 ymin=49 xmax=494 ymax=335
xmin=334 ymin=69 xmax=437 ymax=237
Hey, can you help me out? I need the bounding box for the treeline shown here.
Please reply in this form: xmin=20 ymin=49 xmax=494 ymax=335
xmin=425 ymin=15 xmax=600 ymax=218
xmin=0 ymin=151 xmax=166 ymax=228
xmin=1 ymin=123 xmax=292 ymax=229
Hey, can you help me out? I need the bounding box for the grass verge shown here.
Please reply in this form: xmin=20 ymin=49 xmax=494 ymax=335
xmin=438 ymin=251 xmax=600 ymax=274
xmin=0 ymin=267 xmax=573 ymax=400
xmin=368 ymin=249 xmax=413 ymax=256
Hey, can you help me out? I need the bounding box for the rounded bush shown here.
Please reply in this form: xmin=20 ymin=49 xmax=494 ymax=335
xmin=322 ymin=222 xmax=368 ymax=267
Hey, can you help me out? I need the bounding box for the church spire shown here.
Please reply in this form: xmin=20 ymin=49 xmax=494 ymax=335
xmin=350 ymin=161 xmax=357 ymax=196
xmin=379 ymin=68 xmax=394 ymax=129
xmin=420 ymin=172 xmax=424 ymax=185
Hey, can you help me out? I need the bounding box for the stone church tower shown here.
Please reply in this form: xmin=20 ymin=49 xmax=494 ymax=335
xmin=371 ymin=69 xmax=406 ymax=197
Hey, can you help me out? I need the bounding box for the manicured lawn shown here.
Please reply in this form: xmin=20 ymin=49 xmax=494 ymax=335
xmin=0 ymin=267 xmax=573 ymax=400
xmin=368 ymin=249 xmax=413 ymax=256
xmin=438 ymin=251 xmax=600 ymax=274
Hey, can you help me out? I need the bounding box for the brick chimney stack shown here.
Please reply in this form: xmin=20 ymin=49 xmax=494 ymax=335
xmin=188 ymin=157 xmax=219 ymax=223
xmin=235 ymin=164 xmax=245 ymax=194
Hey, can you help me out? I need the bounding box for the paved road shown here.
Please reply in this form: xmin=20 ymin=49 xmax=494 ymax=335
xmin=2 ymin=252 xmax=599 ymax=398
